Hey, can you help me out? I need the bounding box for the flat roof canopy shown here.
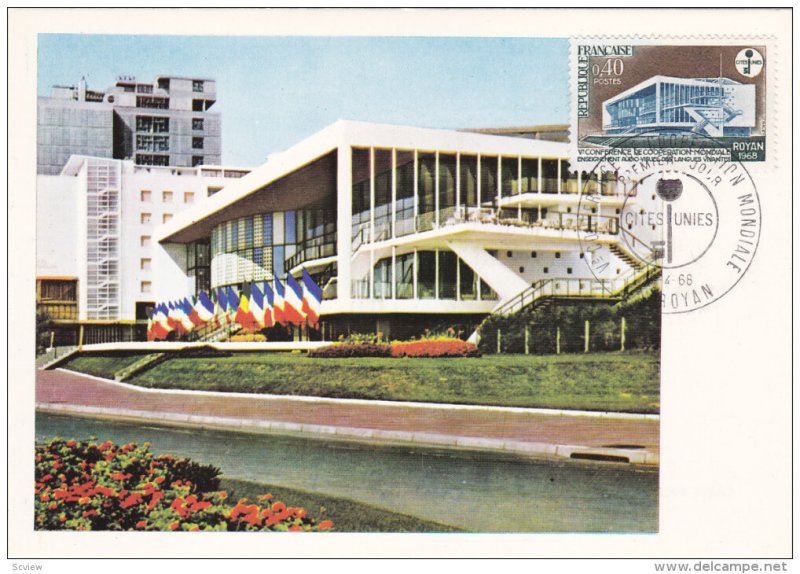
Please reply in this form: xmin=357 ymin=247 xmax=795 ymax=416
xmin=161 ymin=151 xmax=337 ymax=244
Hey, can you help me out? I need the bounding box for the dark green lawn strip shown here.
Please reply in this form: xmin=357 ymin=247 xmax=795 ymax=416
xmin=62 ymin=353 xmax=150 ymax=380
xmin=219 ymin=478 xmax=463 ymax=533
xmin=129 ymin=352 xmax=659 ymax=413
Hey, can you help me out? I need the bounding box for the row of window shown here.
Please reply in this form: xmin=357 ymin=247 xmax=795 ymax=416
xmin=141 ymin=213 xmax=173 ymax=225
xmin=140 ymin=190 xmax=195 ymax=204
xmin=135 ymin=116 xmax=205 ymax=133
xmin=136 ymin=154 xmax=206 ymax=167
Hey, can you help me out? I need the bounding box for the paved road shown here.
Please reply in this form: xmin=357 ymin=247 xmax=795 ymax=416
xmin=36 ymin=368 xmax=659 ymax=461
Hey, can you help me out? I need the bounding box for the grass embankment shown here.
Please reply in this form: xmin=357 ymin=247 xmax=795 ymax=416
xmin=64 ymin=351 xmax=660 ymax=413
xmin=62 ymin=353 xmax=148 ymax=380
xmin=220 ymin=478 xmax=462 ymax=533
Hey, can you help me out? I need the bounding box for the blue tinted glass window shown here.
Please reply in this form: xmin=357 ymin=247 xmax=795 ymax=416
xmin=231 ymin=220 xmax=239 ymax=249
xmin=262 ymin=214 xmax=273 ymax=245
xmin=285 ymin=210 xmax=297 ymax=245
xmin=273 ymin=245 xmax=285 ymax=278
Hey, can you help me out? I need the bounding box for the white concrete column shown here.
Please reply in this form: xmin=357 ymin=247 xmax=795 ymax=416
xmin=517 ymin=155 xmax=522 ymax=220
xmin=497 ymin=155 xmax=502 ymax=209
xmin=413 ymin=149 xmax=418 ymax=231
xmin=476 ymin=154 xmax=481 ymax=211
xmin=412 ymin=248 xmax=418 ymax=299
xmin=537 ymin=157 xmax=542 ymax=194
xmin=455 ymin=152 xmax=461 ymax=214
xmin=391 ymin=148 xmax=397 ymax=238
xmin=391 ymin=246 xmax=396 ymax=299
xmin=336 ymin=144 xmax=353 ymax=304
xmin=557 ymin=159 xmax=562 ymax=194
xmin=435 ymin=151 xmax=440 ymax=227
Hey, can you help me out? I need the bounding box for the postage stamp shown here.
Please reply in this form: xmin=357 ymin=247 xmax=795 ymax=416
xmin=572 ymin=40 xmax=769 ymax=163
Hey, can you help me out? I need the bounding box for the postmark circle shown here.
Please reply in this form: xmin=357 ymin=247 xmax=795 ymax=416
xmin=576 ymin=129 xmax=761 ymax=314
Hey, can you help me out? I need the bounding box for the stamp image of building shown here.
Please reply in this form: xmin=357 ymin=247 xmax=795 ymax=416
xmin=601 ymin=75 xmax=756 ymax=138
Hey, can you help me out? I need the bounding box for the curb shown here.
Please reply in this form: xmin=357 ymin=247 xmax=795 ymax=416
xmin=53 ymin=369 xmax=660 ymax=421
xmin=36 ymin=402 xmax=659 ymax=467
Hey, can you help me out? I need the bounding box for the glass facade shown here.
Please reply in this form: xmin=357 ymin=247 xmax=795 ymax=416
xmin=210 ymin=208 xmax=336 ymax=289
xmin=354 ymin=249 xmax=497 ymax=301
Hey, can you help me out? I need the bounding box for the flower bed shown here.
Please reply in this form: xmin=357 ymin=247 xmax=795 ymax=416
xmin=307 ymin=342 xmax=391 ymax=358
xmin=34 ymin=438 xmax=332 ymax=532
xmin=229 ymin=333 xmax=267 ymax=342
xmin=391 ymin=339 xmax=480 ymax=358
xmin=308 ymin=338 xmax=480 ymax=359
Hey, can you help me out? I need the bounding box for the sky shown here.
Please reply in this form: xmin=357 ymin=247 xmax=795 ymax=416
xmin=38 ymin=35 xmax=569 ymax=168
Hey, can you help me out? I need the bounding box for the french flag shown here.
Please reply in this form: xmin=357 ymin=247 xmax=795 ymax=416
xmin=186 ymin=297 xmax=205 ymax=328
xmin=284 ymin=274 xmax=307 ymax=326
xmin=178 ymin=299 xmax=195 ymax=332
xmin=215 ymin=287 xmax=228 ymax=325
xmin=250 ymin=282 xmax=266 ymax=330
xmin=273 ymin=277 xmax=286 ymax=326
xmin=154 ymin=303 xmax=173 ymax=340
xmin=301 ymin=268 xmax=322 ymax=327
xmin=262 ymin=281 xmax=275 ymax=328
xmin=167 ymin=302 xmax=184 ymax=336
xmin=196 ymin=291 xmax=215 ymax=323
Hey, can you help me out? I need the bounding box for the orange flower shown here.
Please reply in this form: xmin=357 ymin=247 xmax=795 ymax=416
xmin=154 ymin=476 xmax=165 ymax=484
xmin=271 ymin=502 xmax=286 ymax=513
xmin=257 ymin=494 xmax=273 ymax=501
xmin=136 ymin=520 xmax=147 ymax=529
xmin=66 ymin=440 xmax=76 ymax=447
xmin=318 ymin=520 xmax=333 ymax=530
xmin=289 ymin=525 xmax=303 ymax=532
xmin=169 ymin=522 xmax=180 ymax=531
xmin=147 ymin=491 xmax=164 ymax=510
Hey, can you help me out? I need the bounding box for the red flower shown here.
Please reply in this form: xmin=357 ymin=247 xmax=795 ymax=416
xmin=154 ymin=476 xmax=165 ymax=484
xmin=318 ymin=520 xmax=333 ymax=530
xmin=135 ymin=520 xmax=147 ymax=529
xmin=271 ymin=502 xmax=286 ymax=513
xmin=147 ymin=491 xmax=164 ymax=510
xmin=66 ymin=440 xmax=76 ymax=447
xmin=169 ymin=522 xmax=179 ymax=531
xmin=289 ymin=525 xmax=303 ymax=532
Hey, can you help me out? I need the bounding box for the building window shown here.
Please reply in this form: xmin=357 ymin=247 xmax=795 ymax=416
xmin=141 ymin=213 xmax=152 ymax=224
xmin=162 ymin=191 xmax=173 ymax=203
xmin=192 ymin=137 xmax=204 ymax=150
xmin=136 ymin=84 xmax=153 ymax=94
xmin=184 ymin=192 xmax=195 ymax=204
xmin=140 ymin=258 xmax=151 ymax=271
xmin=136 ymin=96 xmax=169 ymax=109
xmin=192 ymin=156 xmax=204 ymax=167
xmin=163 ymin=213 xmax=173 ymax=224
xmin=136 ymin=134 xmax=169 ymax=152
xmin=192 ymin=118 xmax=204 ymax=130
xmin=136 ymin=116 xmax=169 ymax=133
xmin=555 ymin=252 xmax=561 ymax=258
xmin=567 ymin=267 xmax=573 ymax=274
xmin=141 ymin=235 xmax=151 ymax=247
xmin=519 ymin=266 xmax=525 ymax=274
xmin=193 ymin=80 xmax=204 ymax=92
xmin=136 ymin=154 xmax=169 ymax=166
xmin=531 ymin=251 xmax=537 ymax=258
xmin=140 ymin=190 xmax=152 ymax=202
xmin=506 ymin=251 xmax=513 ymax=258
xmin=207 ymin=186 xmax=222 ymax=196
xmin=543 ymin=267 xmax=549 ymax=274
xmin=141 ymin=281 xmax=152 ymax=293
xmin=157 ymin=78 xmax=170 ymax=91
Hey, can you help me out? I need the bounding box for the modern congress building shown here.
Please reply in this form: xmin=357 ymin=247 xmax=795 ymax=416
xmin=602 ymin=75 xmax=756 ymax=138
xmin=158 ymin=120 xmax=647 ymax=340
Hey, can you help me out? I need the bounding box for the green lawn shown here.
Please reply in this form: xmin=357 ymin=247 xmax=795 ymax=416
xmin=61 ymin=353 xmax=147 ymax=380
xmin=64 ymin=351 xmax=660 ymax=413
xmin=219 ymin=478 xmax=462 ymax=533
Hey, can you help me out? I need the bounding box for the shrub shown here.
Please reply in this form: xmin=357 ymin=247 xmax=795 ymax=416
xmin=308 ymin=342 xmax=391 ymax=358
xmin=391 ymin=338 xmax=480 ymax=358
xmin=229 ymin=333 xmax=267 ymax=342
xmin=34 ymin=438 xmax=333 ymax=532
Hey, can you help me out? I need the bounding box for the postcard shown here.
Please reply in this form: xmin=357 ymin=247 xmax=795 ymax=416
xmin=7 ymin=7 xmax=792 ymax=567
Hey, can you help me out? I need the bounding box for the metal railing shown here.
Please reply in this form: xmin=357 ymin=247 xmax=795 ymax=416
xmin=285 ymin=230 xmax=337 ymax=273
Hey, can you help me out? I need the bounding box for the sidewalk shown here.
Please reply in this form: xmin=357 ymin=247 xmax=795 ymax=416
xmin=36 ymin=368 xmax=659 ymax=466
